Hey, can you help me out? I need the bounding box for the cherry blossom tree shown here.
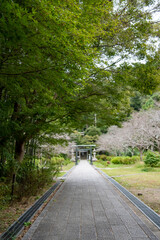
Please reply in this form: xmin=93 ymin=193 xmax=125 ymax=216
xmin=97 ymin=109 xmax=160 ymax=159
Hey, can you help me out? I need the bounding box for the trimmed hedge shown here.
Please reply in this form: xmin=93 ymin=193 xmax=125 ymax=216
xmin=111 ymin=156 xmax=140 ymax=165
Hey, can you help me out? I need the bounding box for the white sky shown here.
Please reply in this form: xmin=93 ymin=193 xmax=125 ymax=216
xmin=104 ymin=0 xmax=160 ymax=68
xmin=113 ymin=0 xmax=160 ymax=22
xmin=152 ymin=12 xmax=160 ymax=21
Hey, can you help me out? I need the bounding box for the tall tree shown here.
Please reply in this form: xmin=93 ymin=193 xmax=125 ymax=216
xmin=0 ymin=0 xmax=159 ymax=164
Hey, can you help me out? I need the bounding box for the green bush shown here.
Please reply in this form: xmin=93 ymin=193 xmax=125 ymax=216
xmin=0 ymin=156 xmax=65 ymax=201
xmin=62 ymin=158 xmax=71 ymax=165
xmin=142 ymin=98 xmax=154 ymax=110
xmin=97 ymin=155 xmax=111 ymax=161
xmin=96 ymin=155 xmax=101 ymax=160
xmin=144 ymin=151 xmax=160 ymax=167
xmin=157 ymin=161 xmax=160 ymax=167
xmin=0 ymin=182 xmax=11 ymax=204
xmin=51 ymin=156 xmax=64 ymax=165
xmin=2 ymin=157 xmax=18 ymax=180
xmin=111 ymin=156 xmax=139 ymax=165
xmin=111 ymin=157 xmax=123 ymax=164
xmin=132 ymin=156 xmax=140 ymax=162
xmin=16 ymin=160 xmax=48 ymax=198
xmin=99 ymin=155 xmax=108 ymax=161
xmin=96 ymin=159 xmax=110 ymax=167
xmin=14 ymin=157 xmax=62 ymax=199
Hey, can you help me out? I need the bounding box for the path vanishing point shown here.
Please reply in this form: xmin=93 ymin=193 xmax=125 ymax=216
xmin=22 ymin=160 xmax=160 ymax=240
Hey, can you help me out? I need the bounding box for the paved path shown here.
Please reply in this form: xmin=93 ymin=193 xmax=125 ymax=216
xmin=23 ymin=161 xmax=159 ymax=240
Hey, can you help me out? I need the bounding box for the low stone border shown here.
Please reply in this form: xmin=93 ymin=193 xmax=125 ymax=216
xmin=0 ymin=181 xmax=62 ymax=240
xmin=0 ymin=165 xmax=75 ymax=240
xmin=95 ymin=167 xmax=160 ymax=230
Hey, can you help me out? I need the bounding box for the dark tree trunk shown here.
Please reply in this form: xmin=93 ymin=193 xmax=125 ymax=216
xmin=0 ymin=151 xmax=5 ymax=177
xmin=15 ymin=139 xmax=25 ymax=162
xmin=11 ymin=173 xmax=16 ymax=198
xmin=11 ymin=139 xmax=25 ymax=198
xmin=0 ymin=87 xmax=4 ymax=100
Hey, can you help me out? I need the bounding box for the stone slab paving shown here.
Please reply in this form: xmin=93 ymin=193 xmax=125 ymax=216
xmin=22 ymin=161 xmax=159 ymax=240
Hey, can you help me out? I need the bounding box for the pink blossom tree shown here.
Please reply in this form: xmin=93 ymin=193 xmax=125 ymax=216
xmin=97 ymin=109 xmax=160 ymax=160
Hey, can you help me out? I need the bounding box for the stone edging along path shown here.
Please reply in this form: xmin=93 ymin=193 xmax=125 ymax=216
xmin=0 ymin=166 xmax=75 ymax=240
xmin=0 ymin=182 xmax=62 ymax=240
xmin=21 ymin=160 xmax=160 ymax=240
xmin=2 ymin=162 xmax=159 ymax=240
xmin=95 ymin=167 xmax=160 ymax=230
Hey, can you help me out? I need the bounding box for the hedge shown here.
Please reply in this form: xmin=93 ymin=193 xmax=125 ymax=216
xmin=111 ymin=156 xmax=140 ymax=165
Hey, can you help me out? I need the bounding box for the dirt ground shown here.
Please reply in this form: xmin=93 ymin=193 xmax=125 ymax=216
xmin=0 ymin=196 xmax=37 ymax=235
xmin=0 ymin=164 xmax=73 ymax=235
xmin=0 ymin=181 xmax=55 ymax=235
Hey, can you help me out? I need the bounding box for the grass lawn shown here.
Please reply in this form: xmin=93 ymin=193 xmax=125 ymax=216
xmin=96 ymin=161 xmax=160 ymax=215
xmin=57 ymin=162 xmax=75 ymax=178
xmin=94 ymin=161 xmax=127 ymax=169
xmin=62 ymin=162 xmax=75 ymax=171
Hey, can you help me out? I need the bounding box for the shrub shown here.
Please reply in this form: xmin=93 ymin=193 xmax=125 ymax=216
xmin=62 ymin=158 xmax=71 ymax=165
xmin=2 ymin=157 xmax=18 ymax=180
xmin=0 ymin=182 xmax=11 ymax=204
xmin=96 ymin=155 xmax=101 ymax=160
xmin=111 ymin=157 xmax=122 ymax=164
xmin=59 ymin=153 xmax=68 ymax=159
xmin=0 ymin=156 xmax=65 ymax=201
xmin=15 ymin=157 xmax=63 ymax=199
xmin=122 ymin=157 xmax=133 ymax=164
xmin=99 ymin=155 xmax=108 ymax=161
xmin=111 ymin=156 xmax=139 ymax=165
xmin=96 ymin=159 xmax=110 ymax=167
xmin=144 ymin=151 xmax=160 ymax=167
xmin=132 ymin=156 xmax=140 ymax=162
xmin=97 ymin=155 xmax=112 ymax=161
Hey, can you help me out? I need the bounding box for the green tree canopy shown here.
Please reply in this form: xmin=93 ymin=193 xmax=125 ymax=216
xmin=84 ymin=126 xmax=101 ymax=136
xmin=0 ymin=0 xmax=159 ymax=163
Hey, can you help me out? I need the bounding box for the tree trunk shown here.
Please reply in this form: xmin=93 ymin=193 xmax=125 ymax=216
xmin=11 ymin=173 xmax=16 ymax=198
xmin=150 ymin=145 xmax=154 ymax=151
xmin=15 ymin=139 xmax=25 ymax=162
xmin=0 ymin=87 xmax=4 ymax=100
xmin=139 ymin=149 xmax=143 ymax=161
xmin=0 ymin=150 xmax=5 ymax=176
xmin=11 ymin=139 xmax=25 ymax=198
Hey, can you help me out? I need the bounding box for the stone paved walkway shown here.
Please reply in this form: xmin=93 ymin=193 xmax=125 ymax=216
xmin=23 ymin=161 xmax=159 ymax=240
